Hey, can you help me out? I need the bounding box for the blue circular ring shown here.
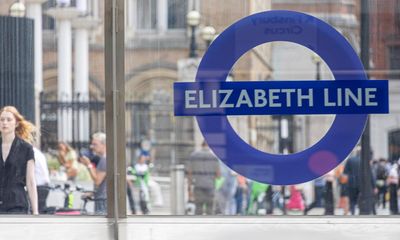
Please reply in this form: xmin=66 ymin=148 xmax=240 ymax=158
xmin=195 ymin=10 xmax=367 ymax=185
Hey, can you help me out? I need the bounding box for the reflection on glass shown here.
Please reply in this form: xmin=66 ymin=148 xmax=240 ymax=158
xmin=1 ymin=0 xmax=399 ymax=217
xmin=124 ymin=0 xmax=399 ymax=216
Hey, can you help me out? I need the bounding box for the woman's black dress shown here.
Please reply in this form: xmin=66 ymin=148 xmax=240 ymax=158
xmin=0 ymin=137 xmax=34 ymax=214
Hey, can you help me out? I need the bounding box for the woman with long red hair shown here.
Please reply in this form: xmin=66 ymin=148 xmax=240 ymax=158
xmin=0 ymin=106 xmax=38 ymax=214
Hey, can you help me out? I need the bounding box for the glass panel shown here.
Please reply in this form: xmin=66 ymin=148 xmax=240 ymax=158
xmin=120 ymin=0 xmax=397 ymax=217
xmin=0 ymin=0 xmax=109 ymax=216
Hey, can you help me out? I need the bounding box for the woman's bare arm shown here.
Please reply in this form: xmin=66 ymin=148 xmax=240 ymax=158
xmin=26 ymin=159 xmax=39 ymax=215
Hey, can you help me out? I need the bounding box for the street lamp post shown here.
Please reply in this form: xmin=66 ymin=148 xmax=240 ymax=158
xmin=186 ymin=10 xmax=201 ymax=58
xmin=312 ymin=53 xmax=322 ymax=81
xmin=276 ymin=115 xmax=287 ymax=215
xmin=359 ymin=0 xmax=374 ymax=215
xmin=303 ymin=53 xmax=323 ymax=160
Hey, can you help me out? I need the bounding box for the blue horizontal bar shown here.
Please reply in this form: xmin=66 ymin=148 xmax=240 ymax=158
xmin=174 ymin=80 xmax=389 ymax=116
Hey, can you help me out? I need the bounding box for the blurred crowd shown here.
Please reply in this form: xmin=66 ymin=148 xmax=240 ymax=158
xmin=186 ymin=143 xmax=400 ymax=215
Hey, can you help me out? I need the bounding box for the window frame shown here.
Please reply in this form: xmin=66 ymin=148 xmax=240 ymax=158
xmin=127 ymin=0 xmax=194 ymax=37
xmin=104 ymin=0 xmax=127 ymax=221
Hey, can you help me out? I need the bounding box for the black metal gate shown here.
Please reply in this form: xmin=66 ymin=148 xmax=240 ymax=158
xmin=40 ymin=95 xmax=194 ymax=175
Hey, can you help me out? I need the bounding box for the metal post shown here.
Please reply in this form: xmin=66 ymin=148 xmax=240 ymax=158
xmin=170 ymin=122 xmax=185 ymax=214
xmin=189 ymin=26 xmax=197 ymax=58
xmin=171 ymin=164 xmax=186 ymax=215
xmin=359 ymin=0 xmax=374 ymax=215
xmin=105 ymin=0 xmax=126 ymax=228
xmin=277 ymin=116 xmax=287 ymax=215
xmin=316 ymin=61 xmax=321 ymax=81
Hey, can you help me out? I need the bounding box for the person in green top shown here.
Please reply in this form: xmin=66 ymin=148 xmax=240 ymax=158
xmin=247 ymin=181 xmax=270 ymax=215
xmin=131 ymin=154 xmax=151 ymax=214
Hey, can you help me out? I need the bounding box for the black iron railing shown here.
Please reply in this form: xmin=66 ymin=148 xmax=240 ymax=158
xmin=40 ymin=93 xmax=194 ymax=175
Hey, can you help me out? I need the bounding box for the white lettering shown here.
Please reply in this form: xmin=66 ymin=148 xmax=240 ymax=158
xmin=212 ymin=90 xmax=218 ymax=108
xmin=345 ymin=88 xmax=362 ymax=106
xmin=254 ymin=89 xmax=267 ymax=107
xmin=185 ymin=90 xmax=197 ymax=109
xmin=281 ymin=89 xmax=296 ymax=107
xmin=269 ymin=89 xmax=281 ymax=107
xmin=199 ymin=90 xmax=211 ymax=108
xmin=324 ymin=88 xmax=335 ymax=107
xmin=219 ymin=89 xmax=234 ymax=108
xmin=236 ymin=90 xmax=253 ymax=107
xmin=337 ymin=88 xmax=342 ymax=106
xmin=297 ymin=88 xmax=313 ymax=107
xmin=365 ymin=88 xmax=378 ymax=106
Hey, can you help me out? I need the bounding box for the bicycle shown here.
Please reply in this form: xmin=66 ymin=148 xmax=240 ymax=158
xmin=42 ymin=183 xmax=95 ymax=215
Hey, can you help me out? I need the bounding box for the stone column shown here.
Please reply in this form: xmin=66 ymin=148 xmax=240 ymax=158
xmin=158 ymin=0 xmax=168 ymax=34
xmin=72 ymin=13 xmax=99 ymax=146
xmin=46 ymin=7 xmax=79 ymax=142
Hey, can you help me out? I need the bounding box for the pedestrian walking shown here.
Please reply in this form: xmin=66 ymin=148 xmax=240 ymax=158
xmin=34 ymin=147 xmax=50 ymax=214
xmin=186 ymin=141 xmax=220 ymax=215
xmin=387 ymin=161 xmax=399 ymax=214
xmin=215 ymin=162 xmax=237 ymax=215
xmin=344 ymin=155 xmax=361 ymax=215
xmin=304 ymin=177 xmax=325 ymax=215
xmin=0 ymin=106 xmax=38 ymax=215
xmin=79 ymin=132 xmax=107 ymax=215
xmin=324 ymin=170 xmax=335 ymax=215
xmin=335 ymin=163 xmax=349 ymax=215
xmin=375 ymin=158 xmax=389 ymax=209
xmin=57 ymin=142 xmax=79 ymax=181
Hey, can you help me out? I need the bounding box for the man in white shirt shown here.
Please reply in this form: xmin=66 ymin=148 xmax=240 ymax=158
xmin=34 ymin=147 xmax=50 ymax=214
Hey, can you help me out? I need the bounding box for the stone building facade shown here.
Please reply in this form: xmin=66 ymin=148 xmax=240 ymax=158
xmin=0 ymin=0 xmax=274 ymax=172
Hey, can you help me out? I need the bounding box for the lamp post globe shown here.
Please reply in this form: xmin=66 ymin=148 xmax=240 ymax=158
xmin=9 ymin=2 xmax=26 ymax=17
xmin=186 ymin=10 xmax=201 ymax=27
xmin=186 ymin=10 xmax=201 ymax=58
xmin=201 ymin=26 xmax=216 ymax=47
xmin=311 ymin=53 xmax=322 ymax=64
